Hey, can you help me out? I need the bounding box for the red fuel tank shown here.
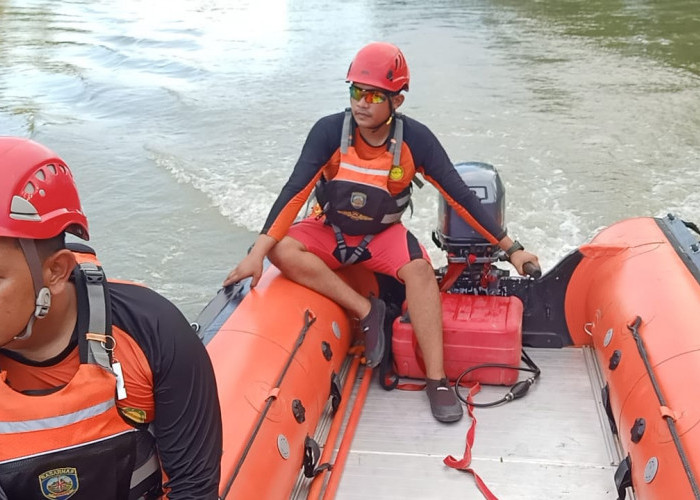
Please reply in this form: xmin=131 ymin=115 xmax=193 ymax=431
xmin=392 ymin=293 xmax=523 ymax=385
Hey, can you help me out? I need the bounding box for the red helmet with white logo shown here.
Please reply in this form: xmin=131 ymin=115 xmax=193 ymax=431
xmin=0 ymin=137 xmax=89 ymax=240
xmin=346 ymin=42 xmax=410 ymax=93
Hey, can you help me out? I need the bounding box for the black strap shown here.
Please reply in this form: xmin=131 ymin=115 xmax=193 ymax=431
xmin=75 ymin=262 xmax=113 ymax=369
xmin=329 ymin=372 xmax=342 ymax=415
xmin=303 ymin=436 xmax=332 ymax=478
xmin=614 ymin=456 xmax=632 ymax=500
xmin=330 ymin=223 xmax=374 ymax=265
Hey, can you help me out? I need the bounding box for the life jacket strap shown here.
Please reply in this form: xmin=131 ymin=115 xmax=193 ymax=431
xmin=331 ymin=223 xmax=374 ymax=265
xmin=78 ymin=262 xmax=112 ymax=371
xmin=339 ymin=109 xmax=405 ymax=164
xmin=340 ymin=108 xmax=353 ymax=154
xmin=129 ymin=450 xmax=161 ymax=492
xmin=388 ymin=114 xmax=403 ymax=167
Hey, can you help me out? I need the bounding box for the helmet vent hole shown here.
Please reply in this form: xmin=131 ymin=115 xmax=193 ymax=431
xmin=35 ymin=169 xmax=46 ymax=181
xmin=47 ymin=164 xmax=57 ymax=174
xmin=39 ymin=189 xmax=46 ymax=197
xmin=24 ymin=182 xmax=36 ymax=194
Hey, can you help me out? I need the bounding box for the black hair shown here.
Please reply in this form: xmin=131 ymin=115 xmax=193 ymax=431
xmin=35 ymin=233 xmax=66 ymax=261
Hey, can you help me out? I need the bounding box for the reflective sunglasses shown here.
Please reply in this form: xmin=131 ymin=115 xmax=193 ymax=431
xmin=349 ymin=85 xmax=391 ymax=104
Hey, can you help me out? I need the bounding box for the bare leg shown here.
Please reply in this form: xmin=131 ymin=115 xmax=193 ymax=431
xmin=398 ymin=259 xmax=445 ymax=380
xmin=269 ymin=236 xmax=371 ymax=319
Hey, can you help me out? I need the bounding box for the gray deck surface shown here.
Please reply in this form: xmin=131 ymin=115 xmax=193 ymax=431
xmin=294 ymin=347 xmax=630 ymax=500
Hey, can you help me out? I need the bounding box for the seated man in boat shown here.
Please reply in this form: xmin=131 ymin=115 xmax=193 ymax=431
xmin=0 ymin=137 xmax=222 ymax=499
xmin=224 ymin=42 xmax=539 ymax=423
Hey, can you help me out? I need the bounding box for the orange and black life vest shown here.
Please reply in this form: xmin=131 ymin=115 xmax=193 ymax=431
xmin=0 ymin=254 xmax=162 ymax=500
xmin=316 ymin=109 xmax=412 ymax=236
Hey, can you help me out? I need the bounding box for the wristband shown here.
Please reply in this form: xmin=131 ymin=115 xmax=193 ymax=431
xmin=505 ymin=240 xmax=524 ymax=258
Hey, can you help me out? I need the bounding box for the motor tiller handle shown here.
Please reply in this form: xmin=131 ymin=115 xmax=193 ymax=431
xmin=523 ymin=261 xmax=542 ymax=279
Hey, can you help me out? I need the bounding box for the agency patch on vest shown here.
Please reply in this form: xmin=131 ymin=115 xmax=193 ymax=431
xmin=350 ymin=192 xmax=367 ymax=209
xmin=39 ymin=467 xmax=79 ymax=500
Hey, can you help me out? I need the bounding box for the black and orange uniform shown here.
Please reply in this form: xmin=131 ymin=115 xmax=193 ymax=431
xmin=0 ymin=260 xmax=222 ymax=500
xmin=262 ymin=110 xmax=505 ymax=276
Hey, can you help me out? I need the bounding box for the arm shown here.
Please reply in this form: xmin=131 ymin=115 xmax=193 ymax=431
xmin=494 ymin=235 xmax=540 ymax=276
xmin=159 ymin=328 xmax=222 ymax=499
xmin=223 ymin=233 xmax=276 ymax=287
xmin=224 ymin=114 xmax=343 ymax=286
xmin=111 ymin=284 xmax=223 ymax=499
xmin=405 ymin=118 xmax=539 ymax=274
xmin=155 ymin=315 xmax=222 ymax=500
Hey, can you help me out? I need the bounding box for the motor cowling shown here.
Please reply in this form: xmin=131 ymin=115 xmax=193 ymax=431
xmin=432 ymin=161 xmax=505 ymax=257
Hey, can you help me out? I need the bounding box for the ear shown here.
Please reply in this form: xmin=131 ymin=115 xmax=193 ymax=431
xmin=43 ymin=249 xmax=77 ymax=295
xmin=391 ymin=93 xmax=405 ymax=109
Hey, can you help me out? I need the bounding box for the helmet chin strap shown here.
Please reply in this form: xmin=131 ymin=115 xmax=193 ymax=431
xmin=14 ymin=239 xmax=52 ymax=341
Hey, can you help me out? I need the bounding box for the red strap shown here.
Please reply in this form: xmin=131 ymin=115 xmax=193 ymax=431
xmin=439 ymin=262 xmax=468 ymax=292
xmin=443 ymin=382 xmax=499 ymax=500
xmin=392 ymin=312 xmax=497 ymax=498
xmin=395 ymin=380 xmax=426 ymax=391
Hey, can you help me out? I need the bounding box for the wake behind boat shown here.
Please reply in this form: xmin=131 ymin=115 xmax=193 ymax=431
xmin=195 ymin=162 xmax=700 ymax=500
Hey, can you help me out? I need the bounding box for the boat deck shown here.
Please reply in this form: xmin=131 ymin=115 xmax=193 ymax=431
xmin=294 ymin=347 xmax=630 ymax=499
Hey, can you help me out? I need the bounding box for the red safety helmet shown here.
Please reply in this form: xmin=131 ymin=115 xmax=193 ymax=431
xmin=0 ymin=137 xmax=89 ymax=241
xmin=346 ymin=42 xmax=410 ymax=93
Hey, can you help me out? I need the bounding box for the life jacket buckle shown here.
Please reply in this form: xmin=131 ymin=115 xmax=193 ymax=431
xmin=82 ymin=265 xmax=106 ymax=283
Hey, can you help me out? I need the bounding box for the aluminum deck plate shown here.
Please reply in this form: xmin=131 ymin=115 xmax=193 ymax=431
xmin=294 ymin=347 xmax=628 ymax=499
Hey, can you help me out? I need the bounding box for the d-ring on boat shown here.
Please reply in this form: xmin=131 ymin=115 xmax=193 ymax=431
xmin=194 ymin=162 xmax=700 ymax=500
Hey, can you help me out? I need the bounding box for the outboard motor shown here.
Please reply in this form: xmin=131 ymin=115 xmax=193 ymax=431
xmin=392 ymin=162 xmax=531 ymax=386
xmin=431 ymin=162 xmax=510 ymax=293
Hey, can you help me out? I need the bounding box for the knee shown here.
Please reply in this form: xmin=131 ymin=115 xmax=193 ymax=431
xmin=268 ymin=237 xmax=304 ymax=272
xmin=398 ymin=259 xmax=435 ymax=285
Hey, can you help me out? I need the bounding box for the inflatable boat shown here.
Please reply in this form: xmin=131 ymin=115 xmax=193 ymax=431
xmin=195 ymin=162 xmax=700 ymax=500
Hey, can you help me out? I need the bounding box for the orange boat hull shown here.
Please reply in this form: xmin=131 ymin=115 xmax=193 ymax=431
xmin=565 ymin=217 xmax=700 ymax=499
xmin=206 ymin=266 xmax=376 ymax=499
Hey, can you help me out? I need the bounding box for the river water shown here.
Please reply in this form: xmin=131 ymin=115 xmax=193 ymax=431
xmin=1 ymin=0 xmax=699 ymax=320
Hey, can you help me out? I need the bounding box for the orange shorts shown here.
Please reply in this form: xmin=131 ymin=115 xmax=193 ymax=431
xmin=286 ymin=216 xmax=430 ymax=280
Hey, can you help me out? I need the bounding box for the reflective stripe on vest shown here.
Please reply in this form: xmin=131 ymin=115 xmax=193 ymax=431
xmin=0 ymin=397 xmax=116 ymax=435
xmin=0 ymin=362 xmax=138 ymax=463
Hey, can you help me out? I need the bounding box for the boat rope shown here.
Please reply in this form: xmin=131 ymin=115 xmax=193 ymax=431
xmin=454 ymin=350 xmax=541 ymax=408
xmin=219 ymin=309 xmax=317 ymax=500
xmin=628 ymin=316 xmax=700 ymax=499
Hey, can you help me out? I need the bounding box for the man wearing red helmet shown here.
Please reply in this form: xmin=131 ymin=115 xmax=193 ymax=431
xmin=0 ymin=137 xmax=222 ymax=499
xmin=225 ymin=42 xmax=539 ymax=423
